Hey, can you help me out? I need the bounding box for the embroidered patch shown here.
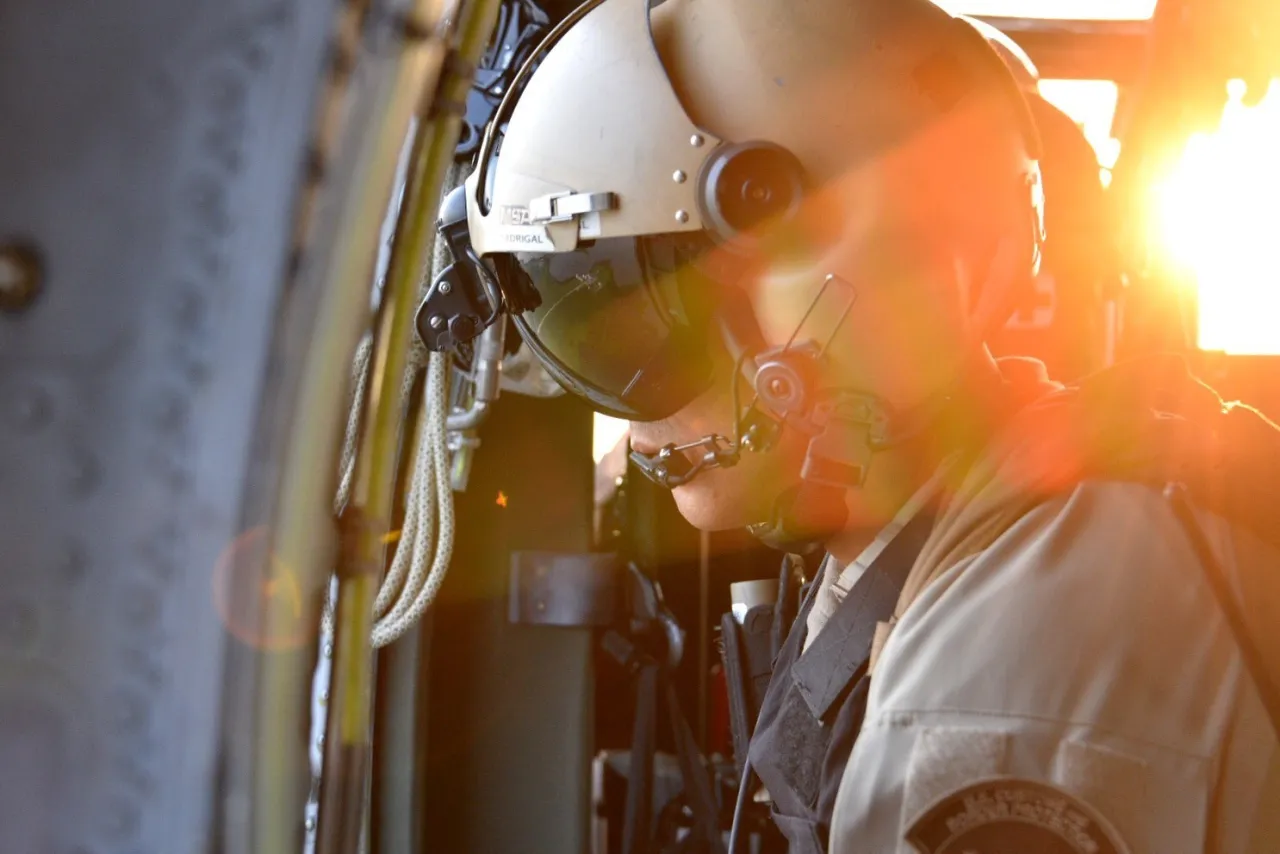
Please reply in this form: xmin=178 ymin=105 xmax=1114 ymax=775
xmin=904 ymin=777 xmax=1130 ymax=854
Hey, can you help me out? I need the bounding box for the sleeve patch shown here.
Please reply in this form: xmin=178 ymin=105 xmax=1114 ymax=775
xmin=904 ymin=777 xmax=1132 ymax=854
xmin=902 ymin=727 xmax=1010 ymax=829
xmin=1055 ymin=740 xmax=1148 ymax=846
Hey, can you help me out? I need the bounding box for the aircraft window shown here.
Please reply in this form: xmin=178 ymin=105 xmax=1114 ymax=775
xmin=1155 ymin=79 xmax=1280 ymax=355
xmin=1037 ymin=79 xmax=1121 ymax=176
xmin=939 ymin=0 xmax=1156 ymax=19
xmin=594 ymin=414 xmax=630 ymax=464
xmin=593 ymin=414 xmax=631 ymax=541
xmin=1033 ymin=73 xmax=1280 ymax=357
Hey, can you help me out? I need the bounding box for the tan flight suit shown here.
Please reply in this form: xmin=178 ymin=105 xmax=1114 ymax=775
xmin=817 ymin=357 xmax=1280 ymax=852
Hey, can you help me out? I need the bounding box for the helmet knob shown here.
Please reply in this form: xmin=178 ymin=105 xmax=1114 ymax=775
xmin=754 ymin=357 xmax=809 ymax=415
xmin=697 ymin=141 xmax=806 ymax=241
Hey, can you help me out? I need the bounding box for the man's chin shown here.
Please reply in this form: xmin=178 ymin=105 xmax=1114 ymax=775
xmin=670 ymin=480 xmax=751 ymax=533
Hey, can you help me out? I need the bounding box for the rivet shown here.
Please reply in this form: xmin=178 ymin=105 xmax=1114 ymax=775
xmin=12 ymin=387 xmax=52 ymax=430
xmin=439 ymin=281 xmax=452 ymax=295
xmin=323 ymin=642 xmax=333 ymax=658
xmin=61 ymin=542 xmax=88 ymax=581
xmin=675 ymin=210 xmax=689 ymax=224
xmin=690 ymin=134 xmax=704 ymax=147
xmin=107 ymin=804 xmax=140 ymax=838
xmin=673 ymin=170 xmax=687 ymax=183
xmin=0 ymin=600 xmax=37 ymax=650
xmin=429 ymin=314 xmax=445 ymax=329
xmin=305 ymin=816 xmax=317 ymax=832
xmin=0 ymin=242 xmax=42 ymax=314
xmin=68 ymin=449 xmax=101 ymax=498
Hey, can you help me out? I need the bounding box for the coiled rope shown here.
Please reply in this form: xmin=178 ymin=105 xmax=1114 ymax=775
xmin=329 ymin=162 xmax=465 ymax=647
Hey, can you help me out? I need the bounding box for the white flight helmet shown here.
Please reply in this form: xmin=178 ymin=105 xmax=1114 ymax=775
xmin=464 ymin=0 xmax=1044 ymax=499
xmin=962 ymin=15 xmax=1041 ymax=93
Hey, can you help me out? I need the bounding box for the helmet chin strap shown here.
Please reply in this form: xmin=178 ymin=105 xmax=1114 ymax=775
xmin=628 ymin=433 xmax=740 ymax=489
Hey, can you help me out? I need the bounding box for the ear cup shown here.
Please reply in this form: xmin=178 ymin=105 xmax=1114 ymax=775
xmin=697 ymin=141 xmax=807 ymax=241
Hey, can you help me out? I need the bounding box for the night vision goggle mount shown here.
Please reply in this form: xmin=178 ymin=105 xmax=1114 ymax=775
xmin=415 ymin=185 xmax=533 ymax=352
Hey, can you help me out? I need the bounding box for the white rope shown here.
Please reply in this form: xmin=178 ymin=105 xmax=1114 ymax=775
xmin=327 ymin=161 xmax=466 ymax=646
xmin=333 ymin=343 xmax=364 ymax=514
xmin=371 ymin=349 xmax=453 ymax=647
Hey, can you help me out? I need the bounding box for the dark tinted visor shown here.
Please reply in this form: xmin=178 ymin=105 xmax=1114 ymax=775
xmin=510 ymin=233 xmax=719 ymax=421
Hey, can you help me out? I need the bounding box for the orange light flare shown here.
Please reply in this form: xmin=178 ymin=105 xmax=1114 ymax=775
xmin=1153 ymin=79 xmax=1280 ymax=355
xmin=212 ymin=527 xmax=312 ymax=650
xmin=496 ymin=490 xmax=509 ymax=508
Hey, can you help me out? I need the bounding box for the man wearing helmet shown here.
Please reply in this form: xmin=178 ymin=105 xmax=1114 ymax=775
xmin=447 ymin=0 xmax=1280 ymax=850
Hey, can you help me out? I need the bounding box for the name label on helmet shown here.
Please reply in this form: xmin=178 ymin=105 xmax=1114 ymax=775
xmin=489 ymin=224 xmax=556 ymax=251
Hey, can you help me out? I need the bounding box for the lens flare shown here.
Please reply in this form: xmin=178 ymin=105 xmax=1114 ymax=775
xmin=1155 ymin=79 xmax=1280 ymax=355
xmin=212 ymin=527 xmax=312 ymax=650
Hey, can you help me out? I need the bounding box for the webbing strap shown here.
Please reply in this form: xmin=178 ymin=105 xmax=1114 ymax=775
xmin=1167 ymin=484 xmax=1280 ymax=742
xmin=666 ymin=679 xmax=727 ymax=854
xmin=623 ymin=662 xmax=660 ymax=854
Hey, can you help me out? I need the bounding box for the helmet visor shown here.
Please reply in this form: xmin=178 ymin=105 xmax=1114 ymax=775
xmin=510 ymin=233 xmax=719 ymax=421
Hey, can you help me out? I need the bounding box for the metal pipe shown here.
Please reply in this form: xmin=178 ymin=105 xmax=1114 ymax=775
xmin=445 ymin=319 xmax=505 ymax=431
xmin=315 ymin=0 xmax=505 ymax=851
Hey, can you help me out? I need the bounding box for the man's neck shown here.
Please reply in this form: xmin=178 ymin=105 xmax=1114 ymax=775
xmin=824 ymin=526 xmax=881 ymax=565
xmin=819 ymin=351 xmax=1035 ymax=562
xmin=822 ymin=440 xmax=937 ymax=564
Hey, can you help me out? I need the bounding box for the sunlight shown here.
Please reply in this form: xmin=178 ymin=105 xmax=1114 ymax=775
xmin=1037 ymin=79 xmax=1121 ymax=173
xmin=594 ymin=414 xmax=630 ymax=463
xmin=1155 ymin=79 xmax=1280 ymax=355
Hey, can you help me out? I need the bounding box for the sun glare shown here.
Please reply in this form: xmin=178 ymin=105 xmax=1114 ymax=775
xmin=1037 ymin=79 xmax=1121 ymax=173
xmin=594 ymin=414 xmax=630 ymax=463
xmin=1156 ymin=79 xmax=1280 ymax=355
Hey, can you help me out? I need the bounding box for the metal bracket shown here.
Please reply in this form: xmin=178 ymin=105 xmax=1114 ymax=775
xmin=507 ymin=552 xmax=686 ymax=670
xmin=508 ymin=551 xmax=621 ymax=627
xmin=799 ymin=393 xmax=891 ymax=488
xmin=528 ymin=190 xmax=617 ymax=223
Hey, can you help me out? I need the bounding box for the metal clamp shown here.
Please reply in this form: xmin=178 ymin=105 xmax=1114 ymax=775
xmin=528 ymin=190 xmax=617 ymax=223
xmin=629 ymin=434 xmax=740 ymax=490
